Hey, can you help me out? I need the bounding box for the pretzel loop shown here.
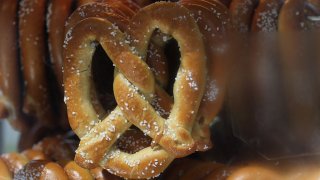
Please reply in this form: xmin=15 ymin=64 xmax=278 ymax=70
xmin=122 ymin=2 xmax=207 ymax=155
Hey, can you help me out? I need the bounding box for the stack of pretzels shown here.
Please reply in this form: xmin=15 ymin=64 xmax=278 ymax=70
xmin=1 ymin=0 xmax=320 ymax=179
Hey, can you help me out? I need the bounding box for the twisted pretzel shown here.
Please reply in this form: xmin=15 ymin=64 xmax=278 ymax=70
xmin=64 ymin=2 xmax=206 ymax=178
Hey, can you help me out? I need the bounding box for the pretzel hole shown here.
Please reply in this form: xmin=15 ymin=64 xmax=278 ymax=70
xmin=91 ymin=43 xmax=117 ymax=115
xmin=164 ymin=38 xmax=181 ymax=97
xmin=116 ymin=126 xmax=152 ymax=154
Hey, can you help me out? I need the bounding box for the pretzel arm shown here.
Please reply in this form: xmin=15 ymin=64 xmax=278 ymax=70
xmin=19 ymin=0 xmax=55 ymax=127
xmin=0 ymin=0 xmax=27 ymax=131
xmin=47 ymin=0 xmax=73 ymax=91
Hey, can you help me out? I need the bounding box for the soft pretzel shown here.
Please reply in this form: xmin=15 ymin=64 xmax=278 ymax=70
xmin=251 ymin=0 xmax=284 ymax=32
xmin=0 ymin=153 xmax=29 ymax=175
xmin=15 ymin=160 xmax=69 ymax=180
xmin=0 ymin=0 xmax=27 ymax=131
xmin=64 ymin=2 xmax=207 ymax=178
xmin=277 ymin=0 xmax=320 ymax=146
xmin=19 ymin=0 xmax=55 ymax=128
xmin=229 ymin=0 xmax=259 ymax=32
xmin=32 ymin=136 xmax=77 ymax=166
xmin=179 ymin=0 xmax=230 ymax=151
xmin=21 ymin=149 xmax=46 ymax=161
xmin=278 ymin=0 xmax=320 ymax=31
xmin=48 ymin=0 xmax=73 ymax=92
xmin=0 ymin=134 xmax=125 ymax=179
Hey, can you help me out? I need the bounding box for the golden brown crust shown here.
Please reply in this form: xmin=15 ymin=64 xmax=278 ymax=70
xmin=0 ymin=0 xmax=26 ymax=131
xmin=41 ymin=162 xmax=69 ymax=180
xmin=90 ymin=167 xmax=121 ymax=180
xmin=125 ymin=2 xmax=206 ymax=156
xmin=64 ymin=2 xmax=208 ymax=178
xmin=64 ymin=161 xmax=93 ymax=180
xmin=48 ymin=0 xmax=73 ymax=92
xmin=0 ymin=153 xmax=28 ymax=175
xmin=15 ymin=160 xmax=69 ymax=179
xmin=32 ymin=136 xmax=76 ymax=166
xmin=278 ymin=0 xmax=320 ymax=31
xmin=0 ymin=158 xmax=11 ymax=179
xmin=179 ymin=0 xmax=230 ymax=151
xmin=21 ymin=149 xmax=46 ymax=161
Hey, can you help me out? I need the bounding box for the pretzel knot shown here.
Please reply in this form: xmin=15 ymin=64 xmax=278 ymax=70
xmin=64 ymin=2 xmax=207 ymax=179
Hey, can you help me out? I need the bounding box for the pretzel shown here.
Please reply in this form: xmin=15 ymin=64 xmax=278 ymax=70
xmin=229 ymin=0 xmax=259 ymax=32
xmin=0 ymin=153 xmax=29 ymax=175
xmin=15 ymin=160 xmax=69 ymax=179
xmin=0 ymin=0 xmax=27 ymax=131
xmin=179 ymin=0 xmax=230 ymax=150
xmin=32 ymin=136 xmax=77 ymax=166
xmin=64 ymin=161 xmax=94 ymax=179
xmin=19 ymin=0 xmax=55 ymax=128
xmin=48 ymin=0 xmax=73 ymax=92
xmin=64 ymin=2 xmax=207 ymax=178
xmin=277 ymin=0 xmax=320 ymax=145
xmin=251 ymin=0 xmax=284 ymax=32
xmin=0 ymin=134 xmax=124 ymax=179
xmin=77 ymin=0 xmax=141 ymax=12
xmin=278 ymin=0 xmax=320 ymax=31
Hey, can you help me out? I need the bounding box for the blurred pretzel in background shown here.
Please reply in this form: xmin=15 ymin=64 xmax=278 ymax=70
xmin=0 ymin=0 xmax=26 ymax=132
xmin=0 ymin=0 xmax=76 ymax=150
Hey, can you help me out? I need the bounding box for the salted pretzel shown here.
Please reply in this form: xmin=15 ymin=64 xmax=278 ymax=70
xmin=0 ymin=134 xmax=131 ymax=179
xmin=229 ymin=0 xmax=259 ymax=32
xmin=64 ymin=2 xmax=207 ymax=178
xmin=178 ymin=0 xmax=230 ymax=150
xmin=278 ymin=0 xmax=320 ymax=31
xmin=65 ymin=2 xmax=169 ymax=111
xmin=19 ymin=0 xmax=56 ymax=128
xmin=48 ymin=0 xmax=73 ymax=92
xmin=15 ymin=160 xmax=69 ymax=179
xmin=0 ymin=153 xmax=29 ymax=175
xmin=251 ymin=0 xmax=284 ymax=32
xmin=0 ymin=0 xmax=27 ymax=131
